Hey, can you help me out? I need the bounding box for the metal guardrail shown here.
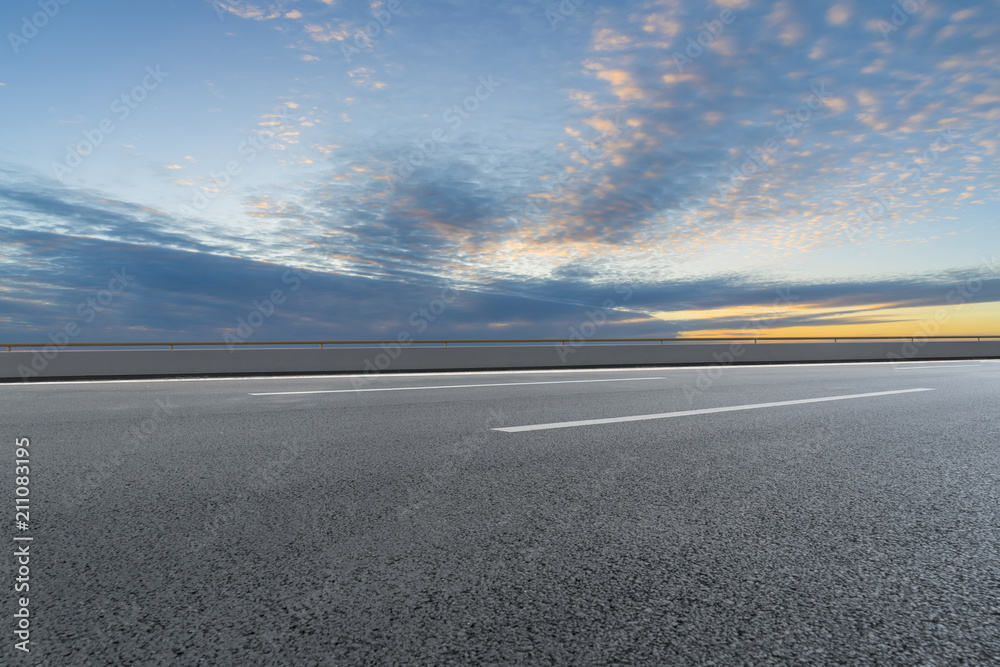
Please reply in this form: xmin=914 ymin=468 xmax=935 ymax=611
xmin=2 ymin=336 xmax=998 ymax=351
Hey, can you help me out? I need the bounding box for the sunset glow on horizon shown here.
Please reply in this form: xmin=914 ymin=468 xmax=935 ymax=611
xmin=1 ymin=0 xmax=998 ymax=342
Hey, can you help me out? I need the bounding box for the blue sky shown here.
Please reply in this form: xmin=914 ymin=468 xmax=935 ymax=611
xmin=1 ymin=0 xmax=998 ymax=343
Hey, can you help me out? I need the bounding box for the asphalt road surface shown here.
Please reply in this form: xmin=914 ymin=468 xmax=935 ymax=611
xmin=3 ymin=360 xmax=1000 ymax=665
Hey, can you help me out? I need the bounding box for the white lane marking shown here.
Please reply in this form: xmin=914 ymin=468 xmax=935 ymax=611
xmin=493 ymin=388 xmax=935 ymax=433
xmin=249 ymin=376 xmax=671 ymax=396
xmin=895 ymin=364 xmax=982 ymax=370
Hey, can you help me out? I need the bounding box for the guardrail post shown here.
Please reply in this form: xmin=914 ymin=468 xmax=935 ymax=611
xmin=169 ymin=344 xmax=173 ymax=350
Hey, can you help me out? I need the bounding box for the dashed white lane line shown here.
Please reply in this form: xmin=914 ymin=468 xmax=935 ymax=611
xmin=493 ymin=388 xmax=935 ymax=433
xmin=249 ymin=375 xmax=670 ymax=396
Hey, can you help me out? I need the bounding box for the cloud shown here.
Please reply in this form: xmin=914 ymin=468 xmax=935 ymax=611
xmin=0 ymin=174 xmax=225 ymax=254
xmin=216 ymin=2 xmax=284 ymax=21
xmin=826 ymin=4 xmax=852 ymax=27
xmin=3 ymin=219 xmax=996 ymax=344
xmin=4 ymin=1 xmax=1000 ymax=343
xmin=347 ymin=67 xmax=386 ymax=89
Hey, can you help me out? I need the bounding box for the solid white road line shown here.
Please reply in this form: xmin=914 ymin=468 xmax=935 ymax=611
xmin=493 ymin=388 xmax=936 ymax=433
xmin=895 ymin=363 xmax=984 ymax=369
xmin=249 ymin=376 xmax=670 ymax=396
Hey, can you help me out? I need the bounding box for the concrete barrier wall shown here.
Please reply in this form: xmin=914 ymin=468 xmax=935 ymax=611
xmin=2 ymin=340 xmax=998 ymax=382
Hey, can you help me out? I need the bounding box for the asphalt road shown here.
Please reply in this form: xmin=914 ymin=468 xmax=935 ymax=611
xmin=3 ymin=360 xmax=1000 ymax=665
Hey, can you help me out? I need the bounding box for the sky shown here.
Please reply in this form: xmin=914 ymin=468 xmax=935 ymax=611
xmin=1 ymin=0 xmax=998 ymax=344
